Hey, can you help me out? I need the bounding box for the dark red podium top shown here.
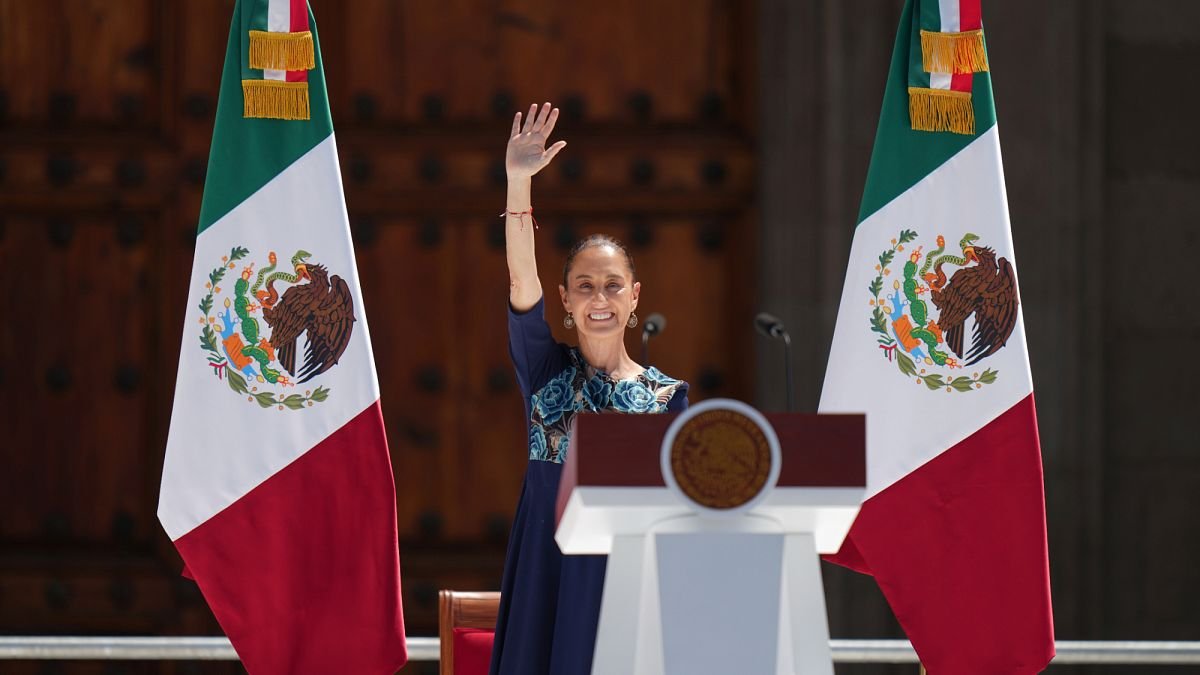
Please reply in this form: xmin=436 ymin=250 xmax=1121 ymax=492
xmin=557 ymin=412 xmax=865 ymax=520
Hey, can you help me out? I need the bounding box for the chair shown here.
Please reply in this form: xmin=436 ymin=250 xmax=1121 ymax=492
xmin=438 ymin=590 xmax=500 ymax=675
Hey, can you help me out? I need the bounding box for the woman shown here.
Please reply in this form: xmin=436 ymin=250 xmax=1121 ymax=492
xmin=489 ymin=102 xmax=690 ymax=675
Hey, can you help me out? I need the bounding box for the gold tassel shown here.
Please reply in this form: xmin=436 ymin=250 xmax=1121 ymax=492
xmin=920 ymin=29 xmax=989 ymax=74
xmin=908 ymin=87 xmax=974 ymax=135
xmin=242 ymin=80 xmax=310 ymax=120
xmin=248 ymin=30 xmax=315 ymax=71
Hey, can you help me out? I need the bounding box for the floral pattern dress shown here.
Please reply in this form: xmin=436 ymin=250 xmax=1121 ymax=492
xmin=489 ymin=298 xmax=688 ymax=675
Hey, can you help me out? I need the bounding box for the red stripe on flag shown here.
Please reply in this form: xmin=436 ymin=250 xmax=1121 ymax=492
xmin=175 ymin=402 xmax=406 ymax=675
xmin=290 ymin=0 xmax=308 ymax=31
xmin=825 ymin=394 xmax=1054 ymax=674
xmin=956 ymin=0 xmax=981 ymax=94
xmin=286 ymin=0 xmax=309 ymax=82
xmin=959 ymin=0 xmax=982 ymax=31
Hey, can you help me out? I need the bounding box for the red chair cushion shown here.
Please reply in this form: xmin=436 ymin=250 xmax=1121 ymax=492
xmin=452 ymin=627 xmax=495 ymax=675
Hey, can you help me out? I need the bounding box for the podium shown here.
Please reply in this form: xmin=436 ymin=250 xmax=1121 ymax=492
xmin=555 ymin=399 xmax=865 ymax=675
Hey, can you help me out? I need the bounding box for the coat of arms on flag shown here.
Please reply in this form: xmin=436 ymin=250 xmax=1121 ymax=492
xmin=868 ymin=229 xmax=1017 ymax=391
xmin=197 ymin=246 xmax=354 ymax=408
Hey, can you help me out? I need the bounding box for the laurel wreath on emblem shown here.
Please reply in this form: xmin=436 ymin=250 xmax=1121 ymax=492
xmin=868 ymin=229 xmax=1019 ymax=393
xmin=196 ymin=246 xmax=354 ymax=410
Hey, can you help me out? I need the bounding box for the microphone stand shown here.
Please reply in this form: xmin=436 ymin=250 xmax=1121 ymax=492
xmin=781 ymin=330 xmax=794 ymax=413
xmin=755 ymin=313 xmax=795 ymax=412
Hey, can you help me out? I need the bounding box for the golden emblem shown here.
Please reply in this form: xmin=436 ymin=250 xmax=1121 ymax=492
xmin=668 ymin=408 xmax=773 ymax=510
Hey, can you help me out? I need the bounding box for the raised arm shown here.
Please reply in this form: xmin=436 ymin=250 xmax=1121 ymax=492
xmin=505 ymin=102 xmax=567 ymax=312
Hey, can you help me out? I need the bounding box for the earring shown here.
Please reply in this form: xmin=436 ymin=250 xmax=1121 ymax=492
xmin=627 ymin=312 xmax=638 ymax=329
xmin=564 ymin=313 xmax=575 ymax=329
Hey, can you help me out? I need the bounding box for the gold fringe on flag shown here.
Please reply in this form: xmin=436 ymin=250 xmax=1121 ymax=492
xmin=908 ymin=87 xmax=974 ymax=135
xmin=242 ymin=80 xmax=310 ymax=120
xmin=920 ymin=29 xmax=989 ymax=74
xmin=248 ymin=30 xmax=315 ymax=71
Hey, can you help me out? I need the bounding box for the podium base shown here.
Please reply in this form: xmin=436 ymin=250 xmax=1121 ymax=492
xmin=591 ymin=517 xmax=833 ymax=675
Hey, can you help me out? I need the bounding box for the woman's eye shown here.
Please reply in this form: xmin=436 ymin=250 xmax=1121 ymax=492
xmin=579 ymin=284 xmax=592 ymax=290
xmin=607 ymin=283 xmax=620 ymax=291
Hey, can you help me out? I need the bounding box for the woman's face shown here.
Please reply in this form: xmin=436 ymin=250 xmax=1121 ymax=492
xmin=559 ymin=245 xmax=640 ymax=339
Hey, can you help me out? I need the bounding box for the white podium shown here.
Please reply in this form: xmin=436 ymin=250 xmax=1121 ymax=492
xmin=555 ymin=400 xmax=865 ymax=675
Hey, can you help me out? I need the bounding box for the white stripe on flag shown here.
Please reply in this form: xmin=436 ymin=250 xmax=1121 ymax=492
xmin=938 ymin=0 xmax=961 ymax=32
xmin=267 ymin=0 xmax=290 ymax=31
xmin=264 ymin=0 xmax=290 ymax=81
xmin=158 ymin=134 xmax=383 ymax=541
xmin=928 ymin=0 xmax=959 ymax=89
xmin=820 ymin=126 xmax=1032 ymax=499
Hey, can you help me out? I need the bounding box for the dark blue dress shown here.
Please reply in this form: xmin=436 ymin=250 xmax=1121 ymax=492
xmin=489 ymin=298 xmax=689 ymax=675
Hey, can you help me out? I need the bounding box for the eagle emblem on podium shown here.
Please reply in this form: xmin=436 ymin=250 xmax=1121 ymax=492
xmin=868 ymin=230 xmax=1018 ymax=393
xmin=195 ymin=246 xmax=355 ymax=409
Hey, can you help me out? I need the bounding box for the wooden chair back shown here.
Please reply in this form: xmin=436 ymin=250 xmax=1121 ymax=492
xmin=438 ymin=590 xmax=501 ymax=675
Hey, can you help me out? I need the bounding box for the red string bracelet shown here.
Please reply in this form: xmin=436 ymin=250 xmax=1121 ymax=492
xmin=500 ymin=207 xmax=539 ymax=230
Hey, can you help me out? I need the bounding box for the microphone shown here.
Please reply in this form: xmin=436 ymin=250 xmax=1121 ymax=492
xmin=643 ymin=313 xmax=667 ymax=337
xmin=754 ymin=311 xmax=795 ymax=412
xmin=641 ymin=312 xmax=667 ymax=364
xmin=754 ymin=312 xmax=787 ymax=339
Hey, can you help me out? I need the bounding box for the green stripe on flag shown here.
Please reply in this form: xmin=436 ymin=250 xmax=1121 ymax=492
xmin=241 ymin=0 xmax=270 ymax=81
xmin=908 ymin=4 xmax=933 ymax=91
xmin=197 ymin=1 xmax=332 ymax=236
xmin=858 ymin=0 xmax=996 ymax=225
xmin=919 ymin=0 xmax=942 ymax=32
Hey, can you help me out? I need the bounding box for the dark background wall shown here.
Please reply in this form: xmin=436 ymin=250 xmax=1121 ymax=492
xmin=0 ymin=1 xmax=1196 ymax=674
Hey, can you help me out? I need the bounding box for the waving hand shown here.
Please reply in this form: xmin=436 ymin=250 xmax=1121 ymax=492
xmin=506 ymin=102 xmax=567 ymax=180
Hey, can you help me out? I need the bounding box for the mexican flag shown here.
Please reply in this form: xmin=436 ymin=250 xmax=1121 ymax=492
xmin=157 ymin=1 xmax=406 ymax=673
xmin=820 ymin=0 xmax=1053 ymax=672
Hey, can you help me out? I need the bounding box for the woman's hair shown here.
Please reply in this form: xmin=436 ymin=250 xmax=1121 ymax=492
xmin=562 ymin=234 xmax=637 ymax=286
